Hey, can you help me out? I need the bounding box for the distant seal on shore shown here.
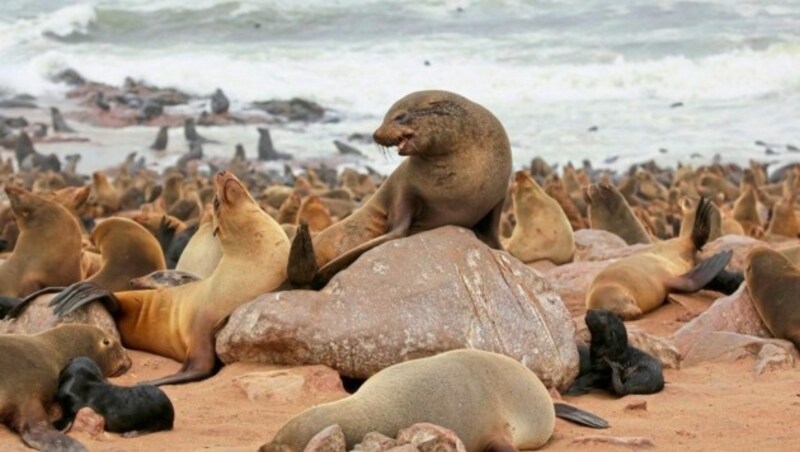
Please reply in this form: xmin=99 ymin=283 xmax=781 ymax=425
xmin=745 ymin=247 xmax=800 ymax=349
xmin=0 ymin=325 xmax=130 ymax=450
xmin=48 ymin=171 xmax=290 ymax=385
xmin=261 ymin=349 xmax=607 ymax=452
xmin=506 ymin=171 xmax=574 ymax=264
xmin=586 ymin=198 xmax=732 ymax=319
xmin=287 ymin=90 xmax=512 ymax=288
xmin=584 ymin=182 xmax=652 ymax=245
xmin=55 ymin=357 xmax=174 ymax=435
xmin=567 ymin=309 xmax=664 ymax=396
xmin=150 ymin=126 xmax=168 ymax=151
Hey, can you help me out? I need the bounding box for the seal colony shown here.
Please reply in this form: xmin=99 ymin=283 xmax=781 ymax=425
xmin=0 ymin=84 xmax=799 ymax=449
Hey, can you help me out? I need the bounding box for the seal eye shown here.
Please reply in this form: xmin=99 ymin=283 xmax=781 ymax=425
xmin=102 ymin=338 xmax=111 ymax=346
xmin=393 ymin=112 xmax=410 ymax=124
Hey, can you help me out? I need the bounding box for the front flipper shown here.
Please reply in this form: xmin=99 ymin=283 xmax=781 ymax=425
xmin=665 ymin=250 xmax=733 ymax=293
xmin=140 ymin=317 xmax=225 ymax=386
xmin=4 ymin=286 xmax=67 ymax=319
xmin=554 ymin=403 xmax=609 ymax=429
xmin=472 ymin=197 xmax=506 ymax=250
xmin=286 ymin=223 xmax=318 ymax=287
xmin=20 ymin=402 xmax=86 ymax=451
xmin=48 ymin=282 xmax=120 ymax=318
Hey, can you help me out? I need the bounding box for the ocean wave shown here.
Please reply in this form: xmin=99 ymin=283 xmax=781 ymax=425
xmin=0 ymin=3 xmax=96 ymax=49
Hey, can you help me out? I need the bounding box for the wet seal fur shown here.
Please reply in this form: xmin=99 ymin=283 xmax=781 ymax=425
xmin=55 ymin=357 xmax=174 ymax=435
xmin=287 ymin=90 xmax=512 ymax=289
xmin=46 ymin=171 xmax=290 ymax=385
xmin=261 ymin=349 xmax=607 ymax=452
xmin=745 ymin=247 xmax=800 ymax=349
xmin=567 ymin=310 xmax=664 ymax=396
xmin=0 ymin=325 xmax=130 ymax=451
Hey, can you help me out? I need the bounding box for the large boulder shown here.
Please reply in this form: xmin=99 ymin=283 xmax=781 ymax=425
xmin=0 ymin=293 xmax=119 ymax=338
xmin=698 ymin=235 xmax=768 ymax=272
xmin=573 ymin=229 xmax=628 ymax=262
xmin=217 ymin=226 xmax=579 ymax=389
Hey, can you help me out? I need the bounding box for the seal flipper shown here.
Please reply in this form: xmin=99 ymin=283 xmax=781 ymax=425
xmin=704 ymin=268 xmax=744 ymax=295
xmin=49 ymin=282 xmax=120 ymax=317
xmin=472 ymin=197 xmax=506 ymax=250
xmin=20 ymin=402 xmax=86 ymax=452
xmin=690 ymin=196 xmax=713 ymax=250
xmin=482 ymin=436 xmax=518 ymax=452
xmin=4 ymin=286 xmax=68 ymax=319
xmin=553 ymin=403 xmax=609 ymax=429
xmin=141 ymin=317 xmax=226 ymax=386
xmin=665 ymin=250 xmax=733 ymax=293
xmin=156 ymin=215 xmax=178 ymax=258
xmin=286 ymin=223 xmax=318 ymax=287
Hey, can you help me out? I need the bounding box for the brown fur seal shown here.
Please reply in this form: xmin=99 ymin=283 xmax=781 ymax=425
xmin=47 ymin=171 xmax=290 ymax=385
xmin=261 ymin=350 xmax=607 ymax=452
xmin=288 ymin=90 xmax=512 ymax=288
xmin=745 ymin=247 xmax=800 ymax=349
xmin=586 ymin=198 xmax=732 ymax=319
xmin=297 ymin=195 xmax=333 ymax=233
xmin=0 ymin=324 xmax=130 ymax=450
xmin=0 ymin=186 xmax=83 ymax=297
xmin=175 ymin=209 xmax=221 ymax=279
xmin=766 ymin=178 xmax=799 ymax=238
xmin=733 ymin=185 xmax=761 ymax=235
xmin=584 ymin=183 xmax=652 ymax=245
xmin=506 ymin=171 xmax=574 ymax=264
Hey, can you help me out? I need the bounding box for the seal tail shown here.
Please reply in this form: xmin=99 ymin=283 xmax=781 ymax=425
xmin=553 ymin=403 xmax=609 ymax=429
xmin=690 ymin=196 xmax=713 ymax=251
xmin=286 ymin=222 xmax=319 ymax=287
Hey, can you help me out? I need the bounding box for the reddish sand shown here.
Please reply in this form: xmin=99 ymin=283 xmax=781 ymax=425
xmin=0 ymin=295 xmax=798 ymax=451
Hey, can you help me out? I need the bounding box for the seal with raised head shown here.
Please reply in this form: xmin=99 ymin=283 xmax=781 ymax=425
xmin=288 ymin=90 xmax=512 ymax=288
xmin=47 ymin=171 xmax=290 ymax=385
xmin=0 ymin=186 xmax=83 ymax=298
xmin=586 ymin=198 xmax=733 ymax=319
xmin=566 ymin=309 xmax=664 ymax=396
xmin=584 ymin=182 xmax=652 ymax=245
xmin=745 ymin=246 xmax=800 ymax=349
xmin=506 ymin=170 xmax=574 ymax=265
xmin=54 ymin=356 xmax=174 ymax=435
xmin=0 ymin=325 xmax=130 ymax=451
xmin=261 ymin=349 xmax=607 ymax=452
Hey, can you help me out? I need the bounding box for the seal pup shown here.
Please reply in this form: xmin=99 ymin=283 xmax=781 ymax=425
xmin=0 ymin=186 xmax=83 ymax=298
xmin=54 ymin=357 xmax=174 ymax=435
xmin=287 ymin=90 xmax=512 ymax=288
xmin=210 ymin=88 xmax=229 ymax=115
xmin=745 ymin=247 xmax=800 ymax=349
xmin=586 ymin=198 xmax=733 ymax=319
xmin=506 ymin=171 xmax=574 ymax=265
xmin=50 ymin=107 xmax=76 ymax=133
xmin=150 ymin=126 xmax=168 ymax=151
xmin=567 ymin=309 xmax=664 ymax=396
xmin=260 ymin=349 xmax=607 ymax=452
xmin=0 ymin=325 xmax=130 ymax=451
xmin=258 ymin=127 xmax=292 ymax=160
xmin=584 ymin=182 xmax=652 ymax=245
xmin=48 ymin=171 xmax=290 ymax=385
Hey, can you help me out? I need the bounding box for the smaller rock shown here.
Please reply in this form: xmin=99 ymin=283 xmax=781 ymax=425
xmin=386 ymin=445 xmax=419 ymax=452
xmin=52 ymin=68 xmax=86 ymax=86
xmin=396 ymin=424 xmax=466 ymax=452
xmin=304 ymin=424 xmax=346 ymax=452
xmin=0 ymin=293 xmax=119 ymax=338
xmin=72 ymin=407 xmax=105 ymax=438
xmin=625 ymin=399 xmax=648 ymax=411
xmin=353 ymin=432 xmax=398 ymax=452
xmin=699 ymin=235 xmax=768 ymax=272
xmin=754 ymin=343 xmax=796 ymax=375
xmin=681 ymin=332 xmax=798 ymax=368
xmin=232 ymin=366 xmax=343 ymax=403
xmin=572 ymin=435 xmax=655 ymax=448
xmin=573 ymin=229 xmax=628 ymax=261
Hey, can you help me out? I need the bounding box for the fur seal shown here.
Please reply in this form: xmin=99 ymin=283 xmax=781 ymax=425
xmin=184 ymin=118 xmax=218 ymax=144
xmin=567 ymin=309 xmax=664 ymax=396
xmin=745 ymin=247 xmax=800 ymax=349
xmin=150 ymin=126 xmax=168 ymax=151
xmin=506 ymin=171 xmax=574 ymax=264
xmin=586 ymin=198 xmax=732 ymax=319
xmin=288 ymin=90 xmax=512 ymax=288
xmin=0 ymin=186 xmax=83 ymax=298
xmin=175 ymin=212 xmax=221 ymax=279
xmin=298 ymin=195 xmax=333 ymax=233
xmin=54 ymin=357 xmax=174 ymax=435
xmin=48 ymin=171 xmax=290 ymax=385
xmin=210 ymin=88 xmax=229 ymax=115
xmin=258 ymin=127 xmax=292 ymax=161
xmin=50 ymin=107 xmax=76 ymax=133
xmin=0 ymin=325 xmax=130 ymax=450
xmin=261 ymin=349 xmax=607 ymax=451
xmin=584 ymin=183 xmax=652 ymax=245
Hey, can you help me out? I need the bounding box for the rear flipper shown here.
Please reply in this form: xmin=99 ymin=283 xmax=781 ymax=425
xmin=286 ymin=223 xmax=318 ymax=287
xmin=607 ymin=356 xmax=664 ymax=396
xmin=48 ymin=282 xmax=120 ymax=317
xmin=22 ymin=422 xmax=86 ymax=452
xmin=665 ymin=250 xmax=733 ymax=293
xmin=690 ymin=197 xmax=714 ymax=250
xmin=4 ymin=286 xmax=68 ymax=319
xmin=564 ymin=372 xmax=605 ymax=396
xmin=703 ymin=268 xmax=744 ymax=295
xmin=553 ymin=403 xmax=609 ymax=429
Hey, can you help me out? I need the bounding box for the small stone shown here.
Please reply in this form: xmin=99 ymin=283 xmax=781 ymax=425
xmin=572 ymin=435 xmax=655 ymax=448
xmin=72 ymin=407 xmax=105 ymax=437
xmin=754 ymin=343 xmax=796 ymax=375
xmin=303 ymin=424 xmax=346 ymax=452
xmin=396 ymin=424 xmax=466 ymax=452
xmin=625 ymin=399 xmax=648 ymax=411
xmin=353 ymin=432 xmax=398 ymax=452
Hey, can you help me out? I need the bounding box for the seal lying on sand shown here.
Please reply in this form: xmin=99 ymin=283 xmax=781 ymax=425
xmin=287 ymin=90 xmax=512 ymax=288
xmin=261 ymin=349 xmax=607 ymax=452
xmin=567 ymin=309 xmax=664 ymax=396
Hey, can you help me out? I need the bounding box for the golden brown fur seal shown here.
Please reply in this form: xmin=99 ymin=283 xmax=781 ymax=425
xmin=261 ymin=350 xmax=606 ymax=452
xmin=297 ymin=195 xmax=333 ymax=233
xmin=745 ymin=247 xmax=800 ymax=349
xmin=0 ymin=186 xmax=83 ymax=297
xmin=0 ymin=325 xmax=130 ymax=451
xmin=288 ymin=90 xmax=512 ymax=288
xmin=175 ymin=209 xmax=222 ymax=279
xmin=584 ymin=183 xmax=652 ymax=245
xmin=733 ymin=185 xmax=761 ymax=235
xmin=506 ymin=171 xmax=574 ymax=264
xmin=586 ymin=198 xmax=732 ymax=319
xmin=47 ymin=171 xmax=290 ymax=385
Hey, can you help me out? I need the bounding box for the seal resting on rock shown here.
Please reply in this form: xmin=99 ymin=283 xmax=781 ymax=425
xmin=287 ymin=90 xmax=512 ymax=288
xmin=54 ymin=357 xmax=174 ymax=435
xmin=0 ymin=325 xmax=130 ymax=451
xmin=260 ymin=349 xmax=607 ymax=452
xmin=567 ymin=309 xmax=664 ymax=396
xmin=745 ymin=246 xmax=800 ymax=349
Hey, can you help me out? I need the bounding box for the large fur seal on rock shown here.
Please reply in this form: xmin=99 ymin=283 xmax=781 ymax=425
xmin=0 ymin=325 xmax=130 ymax=451
xmin=586 ymin=198 xmax=732 ymax=319
xmin=260 ymin=350 xmax=607 ymax=452
xmin=46 ymin=171 xmax=290 ymax=385
xmin=745 ymin=247 xmax=800 ymax=349
xmin=288 ymin=90 xmax=512 ymax=288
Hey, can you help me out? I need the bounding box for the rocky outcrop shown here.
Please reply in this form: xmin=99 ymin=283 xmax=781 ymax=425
xmin=217 ymin=226 xmax=579 ymax=389
xmin=0 ymin=293 xmax=119 ymax=338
